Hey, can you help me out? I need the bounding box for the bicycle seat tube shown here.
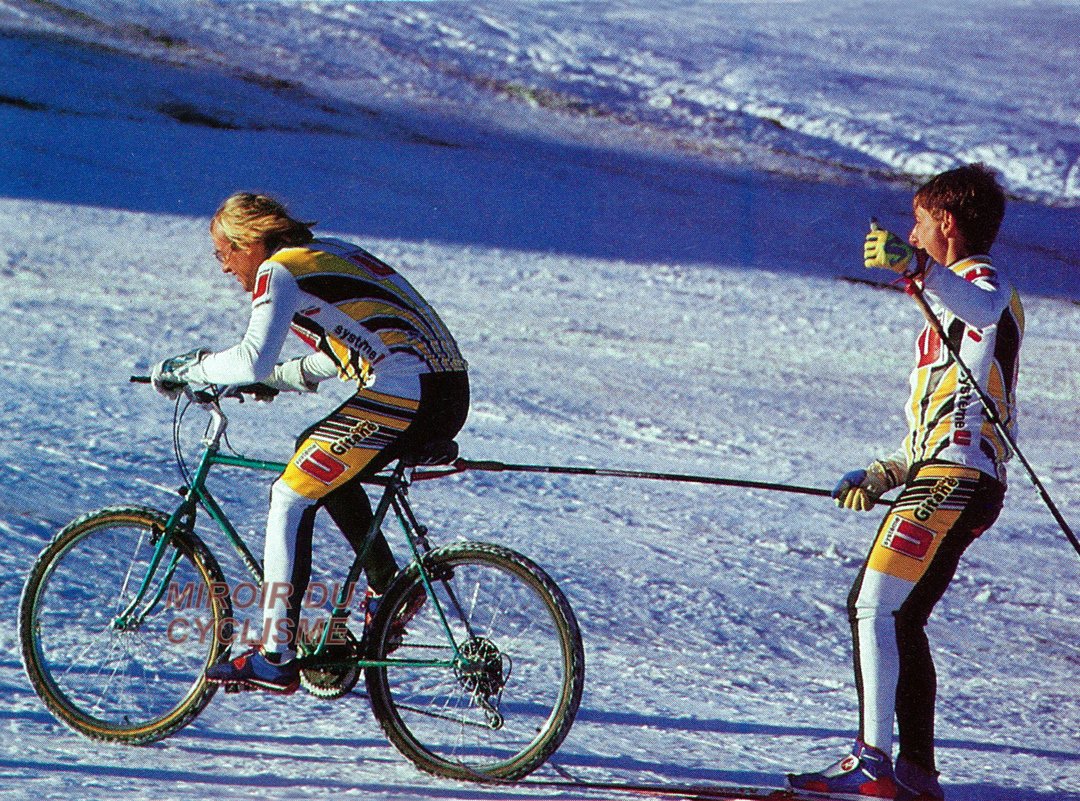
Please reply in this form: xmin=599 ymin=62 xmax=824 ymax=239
xmin=321 ymin=462 xmax=409 ymax=613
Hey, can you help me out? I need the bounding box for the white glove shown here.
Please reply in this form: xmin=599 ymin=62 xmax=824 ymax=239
xmin=150 ymin=349 xmax=207 ymax=399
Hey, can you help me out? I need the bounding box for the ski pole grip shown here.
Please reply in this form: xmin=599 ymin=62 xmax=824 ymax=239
xmin=130 ymin=375 xmax=151 ymax=383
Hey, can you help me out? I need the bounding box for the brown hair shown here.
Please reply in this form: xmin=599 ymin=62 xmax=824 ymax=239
xmin=913 ymin=163 xmax=1006 ymax=254
xmin=211 ymin=192 xmax=315 ymax=253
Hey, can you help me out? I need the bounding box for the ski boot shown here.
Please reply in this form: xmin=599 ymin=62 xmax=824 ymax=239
xmin=895 ymin=755 xmax=944 ymax=801
xmin=788 ymin=738 xmax=898 ymax=799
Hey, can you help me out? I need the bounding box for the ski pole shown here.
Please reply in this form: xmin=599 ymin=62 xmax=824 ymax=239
xmin=434 ymin=458 xmax=893 ymax=507
xmin=901 ymin=277 xmax=1080 ymax=556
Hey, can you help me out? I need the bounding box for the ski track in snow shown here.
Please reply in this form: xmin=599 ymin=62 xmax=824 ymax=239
xmin=0 ymin=2 xmax=1078 ymax=800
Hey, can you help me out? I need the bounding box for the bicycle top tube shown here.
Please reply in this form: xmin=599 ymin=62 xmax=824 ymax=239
xmin=157 ymin=381 xmax=431 ymax=490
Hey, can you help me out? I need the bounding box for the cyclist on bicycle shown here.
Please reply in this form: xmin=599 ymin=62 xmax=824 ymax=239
xmin=152 ymin=192 xmax=469 ymax=692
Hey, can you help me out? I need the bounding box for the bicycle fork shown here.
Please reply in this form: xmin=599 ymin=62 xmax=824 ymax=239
xmin=112 ymin=503 xmax=197 ymax=633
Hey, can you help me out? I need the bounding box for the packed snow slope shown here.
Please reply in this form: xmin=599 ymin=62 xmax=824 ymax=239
xmin=0 ymin=2 xmax=1078 ymax=801
xmin=1 ymin=0 xmax=1079 ymax=299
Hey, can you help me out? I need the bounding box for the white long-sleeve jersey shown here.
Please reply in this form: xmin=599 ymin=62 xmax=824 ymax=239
xmin=884 ymin=255 xmax=1024 ymax=485
xmin=182 ymin=239 xmax=467 ymax=399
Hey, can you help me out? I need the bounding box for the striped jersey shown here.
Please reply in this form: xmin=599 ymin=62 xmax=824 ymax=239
xmin=268 ymin=239 xmax=467 ymax=386
xmin=900 ymin=256 xmax=1023 ymax=483
xmin=185 ymin=238 xmax=466 ymax=397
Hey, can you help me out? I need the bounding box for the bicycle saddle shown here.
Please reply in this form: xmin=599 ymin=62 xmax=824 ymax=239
xmin=401 ymin=439 xmax=459 ymax=467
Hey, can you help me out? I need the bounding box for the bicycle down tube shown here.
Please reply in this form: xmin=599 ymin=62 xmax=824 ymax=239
xmin=156 ymin=430 xmax=465 ymax=670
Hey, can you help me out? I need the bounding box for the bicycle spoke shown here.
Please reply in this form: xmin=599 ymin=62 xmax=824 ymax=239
xmin=21 ymin=508 xmax=227 ymax=743
xmin=390 ymin=702 xmax=496 ymax=730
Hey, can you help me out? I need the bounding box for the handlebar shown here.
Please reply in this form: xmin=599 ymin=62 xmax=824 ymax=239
xmin=130 ymin=375 xmax=279 ymax=403
xmin=131 ymin=374 xmax=280 ymax=452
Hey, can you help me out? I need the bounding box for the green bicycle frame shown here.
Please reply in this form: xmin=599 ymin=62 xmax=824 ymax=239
xmin=115 ymin=399 xmax=465 ymax=671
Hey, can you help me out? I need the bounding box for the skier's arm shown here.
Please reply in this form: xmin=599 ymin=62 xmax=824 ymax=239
xmin=920 ymin=262 xmax=1009 ymax=330
xmin=182 ymin=262 xmax=297 ymax=385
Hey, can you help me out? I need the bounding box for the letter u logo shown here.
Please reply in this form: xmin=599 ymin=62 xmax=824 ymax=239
xmin=295 ymin=445 xmax=348 ymax=484
xmin=882 ymin=518 xmax=935 ymax=560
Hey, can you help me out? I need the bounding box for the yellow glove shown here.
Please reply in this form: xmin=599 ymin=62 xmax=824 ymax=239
xmin=833 ymin=474 xmax=875 ymax=511
xmin=832 ymin=461 xmax=897 ymax=511
xmin=864 ymin=224 xmax=915 ymax=273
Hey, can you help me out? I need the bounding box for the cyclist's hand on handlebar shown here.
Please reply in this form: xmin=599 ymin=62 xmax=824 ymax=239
xmin=150 ymin=349 xmax=206 ymax=399
xmin=250 ymin=384 xmax=278 ymax=403
xmin=151 ymin=376 xmax=186 ymax=399
xmin=136 ymin=369 xmax=280 ymax=404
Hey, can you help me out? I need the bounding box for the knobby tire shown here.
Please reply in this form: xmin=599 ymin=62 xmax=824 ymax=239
xmin=19 ymin=506 xmax=233 ymax=744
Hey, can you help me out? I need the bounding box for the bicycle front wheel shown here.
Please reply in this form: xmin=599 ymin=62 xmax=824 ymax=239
xmin=19 ymin=506 xmax=232 ymax=744
xmin=366 ymin=542 xmax=584 ymax=781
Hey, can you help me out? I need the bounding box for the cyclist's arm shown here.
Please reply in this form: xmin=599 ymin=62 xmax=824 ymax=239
xmin=182 ymin=262 xmax=297 ymax=386
xmin=262 ymin=351 xmax=339 ymax=392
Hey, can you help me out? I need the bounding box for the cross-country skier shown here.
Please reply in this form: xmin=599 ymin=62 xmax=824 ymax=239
xmin=787 ymin=164 xmax=1023 ymax=801
xmin=151 ymin=193 xmax=469 ymax=692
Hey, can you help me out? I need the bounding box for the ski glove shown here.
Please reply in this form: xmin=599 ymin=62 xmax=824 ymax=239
xmin=832 ymin=460 xmax=898 ymax=511
xmin=151 ymin=349 xmax=207 ymax=399
xmin=864 ymin=226 xmax=915 ymax=274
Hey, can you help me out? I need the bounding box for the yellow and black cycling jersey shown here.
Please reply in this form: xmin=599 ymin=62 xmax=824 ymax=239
xmin=183 ymin=238 xmax=467 ymax=400
xmin=898 ymin=255 xmax=1023 ymax=484
xmin=269 ymin=239 xmax=467 ymax=389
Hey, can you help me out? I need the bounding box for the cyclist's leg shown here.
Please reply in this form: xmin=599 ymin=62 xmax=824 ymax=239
xmin=319 ymin=371 xmax=470 ymax=592
xmin=321 ymin=485 xmax=397 ymax=594
xmin=262 ymin=483 xmax=318 ymax=659
xmin=847 ymin=462 xmax=1003 ymax=762
xmin=262 ymin=372 xmax=470 ymax=659
xmin=264 ymin=383 xmax=424 ymax=656
xmin=290 ymin=417 xmax=396 ymax=595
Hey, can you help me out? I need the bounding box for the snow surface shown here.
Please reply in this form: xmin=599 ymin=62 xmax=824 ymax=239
xmin=0 ymin=2 xmax=1078 ymax=800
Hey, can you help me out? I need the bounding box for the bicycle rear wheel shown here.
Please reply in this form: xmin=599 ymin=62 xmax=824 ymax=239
xmin=365 ymin=542 xmax=584 ymax=780
xmin=19 ymin=506 xmax=232 ymax=744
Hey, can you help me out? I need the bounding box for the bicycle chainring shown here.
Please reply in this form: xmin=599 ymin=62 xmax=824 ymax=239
xmin=297 ymin=623 xmax=361 ymax=700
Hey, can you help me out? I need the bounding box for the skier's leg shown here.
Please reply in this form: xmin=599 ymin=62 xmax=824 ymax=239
xmin=794 ymin=463 xmax=1000 ymax=797
xmin=893 ymin=471 xmax=1003 ymax=773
